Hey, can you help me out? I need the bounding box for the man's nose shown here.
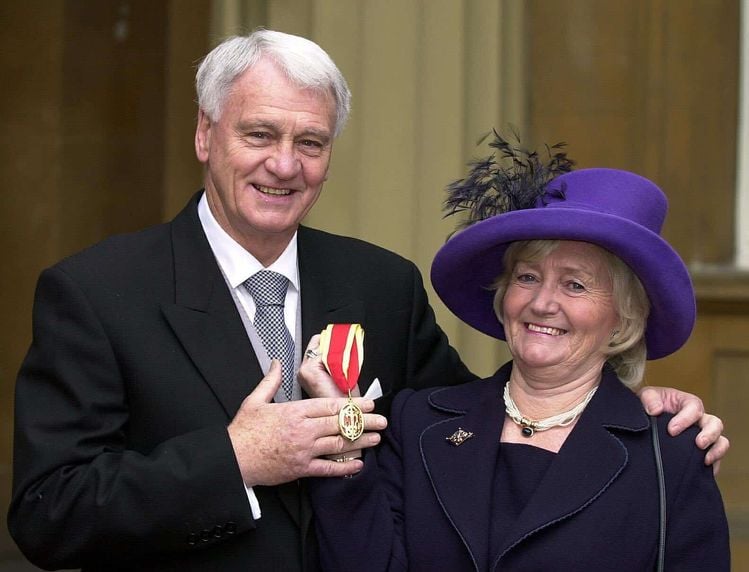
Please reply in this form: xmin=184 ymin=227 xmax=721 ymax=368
xmin=265 ymin=141 xmax=301 ymax=180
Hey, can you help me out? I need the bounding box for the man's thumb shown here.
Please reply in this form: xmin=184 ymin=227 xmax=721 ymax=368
xmin=246 ymin=360 xmax=284 ymax=404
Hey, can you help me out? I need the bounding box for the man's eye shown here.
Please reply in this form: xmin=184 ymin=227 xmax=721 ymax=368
xmin=299 ymin=139 xmax=323 ymax=148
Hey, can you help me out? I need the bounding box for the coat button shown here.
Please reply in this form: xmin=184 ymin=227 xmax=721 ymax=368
xmin=224 ymin=521 xmax=237 ymax=535
xmin=212 ymin=525 xmax=223 ymax=538
xmin=200 ymin=529 xmax=211 ymax=542
xmin=187 ymin=533 xmax=198 ymax=546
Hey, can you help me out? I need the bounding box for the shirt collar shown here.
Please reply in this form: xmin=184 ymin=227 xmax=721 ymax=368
xmin=197 ymin=193 xmax=299 ymax=290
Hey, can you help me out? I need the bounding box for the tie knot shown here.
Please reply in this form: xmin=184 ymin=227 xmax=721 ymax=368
xmin=244 ymin=270 xmax=289 ymax=306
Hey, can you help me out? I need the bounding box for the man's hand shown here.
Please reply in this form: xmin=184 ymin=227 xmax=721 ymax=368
xmin=639 ymin=386 xmax=729 ymax=474
xmin=228 ymin=361 xmax=387 ymax=486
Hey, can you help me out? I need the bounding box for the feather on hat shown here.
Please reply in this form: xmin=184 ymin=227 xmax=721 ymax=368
xmin=431 ymin=131 xmax=695 ymax=359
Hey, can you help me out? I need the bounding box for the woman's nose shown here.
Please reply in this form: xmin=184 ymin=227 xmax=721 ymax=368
xmin=530 ymin=283 xmax=560 ymax=314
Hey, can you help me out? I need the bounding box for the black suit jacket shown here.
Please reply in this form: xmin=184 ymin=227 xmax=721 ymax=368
xmin=8 ymin=193 xmax=472 ymax=571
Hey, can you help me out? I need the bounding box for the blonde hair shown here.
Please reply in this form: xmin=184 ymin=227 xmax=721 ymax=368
xmin=493 ymin=240 xmax=650 ymax=388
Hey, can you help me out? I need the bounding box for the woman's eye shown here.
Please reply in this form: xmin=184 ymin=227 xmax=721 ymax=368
xmin=567 ymin=281 xmax=586 ymax=292
xmin=516 ymin=273 xmax=537 ymax=283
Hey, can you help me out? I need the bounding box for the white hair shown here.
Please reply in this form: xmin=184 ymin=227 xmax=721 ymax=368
xmin=195 ymin=29 xmax=351 ymax=137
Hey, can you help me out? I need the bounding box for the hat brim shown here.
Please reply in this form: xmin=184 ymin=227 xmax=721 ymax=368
xmin=430 ymin=208 xmax=696 ymax=359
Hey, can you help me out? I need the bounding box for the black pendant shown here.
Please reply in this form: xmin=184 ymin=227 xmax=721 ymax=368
xmin=521 ymin=425 xmax=534 ymax=437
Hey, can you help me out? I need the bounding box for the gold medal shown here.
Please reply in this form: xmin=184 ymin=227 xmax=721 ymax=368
xmin=338 ymin=394 xmax=364 ymax=441
xmin=320 ymin=324 xmax=365 ymax=442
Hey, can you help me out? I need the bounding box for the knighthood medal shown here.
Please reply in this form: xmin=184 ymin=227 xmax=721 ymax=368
xmin=320 ymin=323 xmax=365 ymax=441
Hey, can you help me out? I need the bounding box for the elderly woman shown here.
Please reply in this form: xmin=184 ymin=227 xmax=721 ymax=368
xmin=300 ymin=149 xmax=730 ymax=571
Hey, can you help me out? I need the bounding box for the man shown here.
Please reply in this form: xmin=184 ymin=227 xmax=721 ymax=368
xmin=8 ymin=29 xmax=726 ymax=571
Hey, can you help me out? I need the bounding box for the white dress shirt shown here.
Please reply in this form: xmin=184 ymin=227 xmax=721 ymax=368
xmin=198 ymin=193 xmax=301 ymax=520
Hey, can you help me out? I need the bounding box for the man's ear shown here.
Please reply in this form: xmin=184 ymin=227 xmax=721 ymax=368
xmin=195 ymin=109 xmax=212 ymax=163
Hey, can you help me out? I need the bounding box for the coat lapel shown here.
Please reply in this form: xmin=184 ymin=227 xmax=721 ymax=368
xmin=420 ymin=366 xmax=512 ymax=571
xmin=162 ymin=196 xmax=307 ymax=527
xmin=419 ymin=364 xmax=650 ymax=571
xmin=163 ymin=218 xmax=370 ymax=415
xmin=297 ymin=227 xmax=371 ymax=389
xmin=492 ymin=371 xmax=650 ymax=567
xmin=161 ymin=194 xmax=262 ymax=419
xmin=295 ymin=227 xmax=372 ymax=532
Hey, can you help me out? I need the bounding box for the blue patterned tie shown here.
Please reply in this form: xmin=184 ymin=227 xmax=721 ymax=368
xmin=243 ymin=270 xmax=295 ymax=400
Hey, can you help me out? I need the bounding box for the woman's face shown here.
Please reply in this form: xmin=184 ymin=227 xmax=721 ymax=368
xmin=502 ymin=241 xmax=619 ymax=378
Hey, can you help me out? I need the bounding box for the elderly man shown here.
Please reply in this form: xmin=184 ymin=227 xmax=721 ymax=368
xmin=8 ymin=29 xmax=726 ymax=571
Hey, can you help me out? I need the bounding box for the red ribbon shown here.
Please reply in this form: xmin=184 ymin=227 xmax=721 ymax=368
xmin=321 ymin=324 xmax=363 ymax=394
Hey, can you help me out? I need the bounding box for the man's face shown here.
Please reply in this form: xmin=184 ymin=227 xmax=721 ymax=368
xmin=195 ymin=58 xmax=335 ymax=260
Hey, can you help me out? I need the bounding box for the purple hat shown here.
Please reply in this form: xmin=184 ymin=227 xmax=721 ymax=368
xmin=431 ymin=167 xmax=696 ymax=359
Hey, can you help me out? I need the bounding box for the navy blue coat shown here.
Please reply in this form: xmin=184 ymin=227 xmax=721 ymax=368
xmin=310 ymin=363 xmax=730 ymax=571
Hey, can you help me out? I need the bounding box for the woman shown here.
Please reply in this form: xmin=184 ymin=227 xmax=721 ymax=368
xmin=301 ymin=149 xmax=730 ymax=570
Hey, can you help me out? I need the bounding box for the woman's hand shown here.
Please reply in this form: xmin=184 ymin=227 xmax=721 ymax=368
xmin=299 ymin=334 xmax=361 ymax=398
xmin=299 ymin=335 xmax=374 ymax=461
xmin=638 ymin=386 xmax=729 ymax=474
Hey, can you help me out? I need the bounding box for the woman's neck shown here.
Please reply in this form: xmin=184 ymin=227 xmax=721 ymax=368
xmin=508 ymin=361 xmax=604 ymax=420
xmin=500 ymin=362 xmax=604 ymax=452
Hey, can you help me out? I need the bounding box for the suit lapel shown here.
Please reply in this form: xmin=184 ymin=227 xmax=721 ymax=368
xmin=164 ymin=219 xmax=369 ymax=415
xmin=161 ymin=194 xmax=262 ymax=418
xmin=297 ymin=228 xmax=371 ymax=387
xmin=295 ymin=227 xmax=376 ymax=531
xmin=420 ymin=370 xmax=510 ymax=571
xmin=161 ymin=207 xmax=374 ymax=414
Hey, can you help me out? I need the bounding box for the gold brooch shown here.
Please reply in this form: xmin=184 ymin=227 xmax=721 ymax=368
xmin=446 ymin=427 xmax=474 ymax=446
